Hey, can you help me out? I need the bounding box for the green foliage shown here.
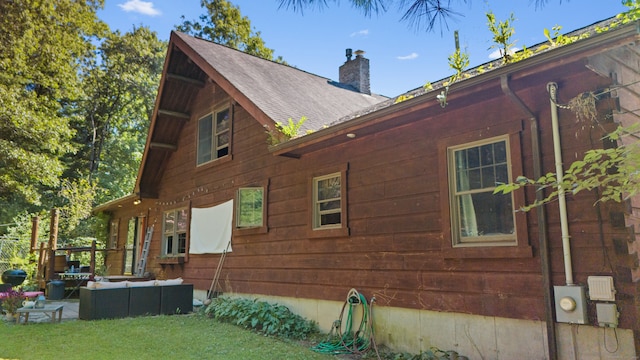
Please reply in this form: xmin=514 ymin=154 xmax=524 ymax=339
xmin=447 ymin=47 xmax=470 ymax=82
xmin=72 ymin=26 xmax=166 ymax=205
xmin=1 ymin=211 xmax=46 ymax=284
xmin=177 ymin=0 xmax=280 ymax=62
xmin=204 ymin=297 xmax=319 ymax=339
xmin=537 ymin=25 xmax=590 ymax=52
xmin=486 ymin=11 xmax=517 ymax=64
xmin=495 ymin=123 xmax=640 ymax=211
xmin=0 ymin=0 xmax=107 ymax=208
xmin=390 ymin=347 xmax=465 ymax=360
xmin=596 ymin=0 xmax=640 ymax=32
xmin=58 ymin=178 xmax=96 ymax=235
xmin=395 ymin=94 xmax=415 ymax=103
xmin=266 ymin=116 xmax=308 ymax=145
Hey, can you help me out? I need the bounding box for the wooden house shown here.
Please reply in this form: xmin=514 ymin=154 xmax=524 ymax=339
xmin=94 ymin=19 xmax=640 ymax=359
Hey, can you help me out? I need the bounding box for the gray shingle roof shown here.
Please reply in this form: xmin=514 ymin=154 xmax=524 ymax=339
xmin=175 ymin=32 xmax=388 ymax=133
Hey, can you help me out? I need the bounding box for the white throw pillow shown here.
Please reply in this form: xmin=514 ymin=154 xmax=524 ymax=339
xmin=126 ymin=280 xmax=157 ymax=287
xmin=94 ymin=281 xmax=127 ymax=289
xmin=156 ymin=278 xmax=183 ymax=286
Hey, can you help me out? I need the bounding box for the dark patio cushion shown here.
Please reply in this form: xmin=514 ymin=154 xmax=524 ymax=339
xmin=129 ymin=286 xmax=161 ymax=316
xmin=160 ymin=284 xmax=193 ymax=315
xmin=79 ymin=287 xmax=130 ymax=320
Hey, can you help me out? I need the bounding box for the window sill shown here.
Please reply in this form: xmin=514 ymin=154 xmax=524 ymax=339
xmin=195 ymin=155 xmax=232 ymax=172
xmin=157 ymin=257 xmax=185 ymax=265
xmin=307 ymin=226 xmax=349 ymax=239
xmin=233 ymin=226 xmax=268 ymax=236
xmin=443 ymin=245 xmax=532 ymax=259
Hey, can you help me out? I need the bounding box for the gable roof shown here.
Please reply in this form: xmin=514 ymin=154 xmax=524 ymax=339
xmin=135 ymin=31 xmax=387 ymax=198
xmin=173 ymin=32 xmax=387 ymax=132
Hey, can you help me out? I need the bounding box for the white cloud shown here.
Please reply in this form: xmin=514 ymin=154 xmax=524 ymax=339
xmin=397 ymin=52 xmax=419 ymax=60
xmin=118 ymin=0 xmax=161 ymax=16
xmin=488 ymin=47 xmax=520 ymax=60
xmin=350 ymin=29 xmax=369 ymax=37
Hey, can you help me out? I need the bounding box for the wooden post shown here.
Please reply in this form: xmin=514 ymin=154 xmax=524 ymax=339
xmin=90 ymin=240 xmax=96 ymax=275
xmin=47 ymin=248 xmax=55 ymax=282
xmin=47 ymin=209 xmax=59 ymax=284
xmin=48 ymin=209 xmax=59 ymax=251
xmin=30 ymin=216 xmax=39 ymax=254
xmin=37 ymin=242 xmax=46 ymax=289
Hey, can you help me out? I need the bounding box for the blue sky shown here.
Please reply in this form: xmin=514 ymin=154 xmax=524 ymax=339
xmin=98 ymin=1 xmax=628 ymax=97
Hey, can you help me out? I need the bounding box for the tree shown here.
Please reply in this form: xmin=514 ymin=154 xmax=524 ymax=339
xmin=0 ymin=1 xmax=165 ymax=240
xmin=277 ymin=0 xmax=583 ymax=32
xmin=69 ymin=27 xmax=166 ymax=205
xmin=0 ymin=0 xmax=107 ymax=209
xmin=177 ymin=0 xmax=279 ymax=61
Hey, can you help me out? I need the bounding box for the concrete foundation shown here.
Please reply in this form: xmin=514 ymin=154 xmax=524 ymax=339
xmin=194 ymin=290 xmax=636 ymax=359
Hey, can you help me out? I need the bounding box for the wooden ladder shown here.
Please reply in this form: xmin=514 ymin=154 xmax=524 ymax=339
xmin=135 ymin=225 xmax=153 ymax=277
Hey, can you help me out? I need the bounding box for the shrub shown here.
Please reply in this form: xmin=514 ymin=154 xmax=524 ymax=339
xmin=204 ymin=297 xmax=318 ymax=340
xmin=1 ymin=288 xmax=24 ymax=314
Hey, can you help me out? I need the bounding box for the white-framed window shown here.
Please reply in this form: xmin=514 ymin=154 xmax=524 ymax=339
xmin=197 ymin=106 xmax=230 ymax=165
xmin=162 ymin=208 xmax=188 ymax=256
xmin=109 ymin=219 xmax=119 ymax=249
xmin=313 ymin=172 xmax=342 ymax=229
xmin=448 ymin=136 xmax=516 ymax=246
xmin=236 ymin=187 xmax=264 ymax=228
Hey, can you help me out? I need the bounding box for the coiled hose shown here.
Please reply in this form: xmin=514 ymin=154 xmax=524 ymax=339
xmin=312 ymin=288 xmax=380 ymax=358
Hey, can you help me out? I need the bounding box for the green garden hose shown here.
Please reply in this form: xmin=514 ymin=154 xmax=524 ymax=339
xmin=312 ymin=288 xmax=379 ymax=358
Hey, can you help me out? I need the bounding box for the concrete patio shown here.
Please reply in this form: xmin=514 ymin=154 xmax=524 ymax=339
xmin=6 ymin=300 xmax=79 ymax=324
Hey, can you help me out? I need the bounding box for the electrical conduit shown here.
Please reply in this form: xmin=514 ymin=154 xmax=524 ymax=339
xmin=547 ymin=82 xmax=574 ymax=286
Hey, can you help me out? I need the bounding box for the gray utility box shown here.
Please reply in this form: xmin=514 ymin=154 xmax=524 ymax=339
xmin=554 ymin=285 xmax=588 ymax=324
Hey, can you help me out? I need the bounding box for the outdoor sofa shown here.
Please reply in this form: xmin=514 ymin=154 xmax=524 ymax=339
xmin=79 ymin=278 xmax=193 ymax=320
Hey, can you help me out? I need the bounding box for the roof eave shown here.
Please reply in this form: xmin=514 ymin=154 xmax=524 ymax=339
xmin=92 ymin=193 xmax=138 ymax=214
xmin=270 ymin=20 xmax=640 ymax=158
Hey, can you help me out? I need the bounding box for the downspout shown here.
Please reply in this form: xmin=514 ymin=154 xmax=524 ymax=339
xmin=547 ymin=82 xmax=574 ymax=286
xmin=500 ymin=75 xmax=557 ymax=360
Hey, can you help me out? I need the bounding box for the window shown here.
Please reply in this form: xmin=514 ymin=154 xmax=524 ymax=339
xmin=163 ymin=208 xmax=188 ymax=256
xmin=109 ymin=220 xmax=119 ymax=249
xmin=313 ymin=173 xmax=342 ymax=229
xmin=236 ymin=187 xmax=264 ymax=228
xmin=308 ymin=164 xmax=349 ymax=238
xmin=448 ymin=136 xmax=516 ymax=246
xmin=197 ymin=106 xmax=230 ymax=165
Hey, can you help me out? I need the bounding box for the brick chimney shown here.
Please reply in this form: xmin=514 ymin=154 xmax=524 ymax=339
xmin=339 ymin=48 xmax=370 ymax=95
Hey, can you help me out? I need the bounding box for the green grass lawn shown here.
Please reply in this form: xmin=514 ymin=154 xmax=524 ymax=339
xmin=0 ymin=314 xmax=338 ymax=360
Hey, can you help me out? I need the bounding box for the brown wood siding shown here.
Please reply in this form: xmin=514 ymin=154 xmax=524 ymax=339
xmin=106 ymin=56 xmax=638 ymax=330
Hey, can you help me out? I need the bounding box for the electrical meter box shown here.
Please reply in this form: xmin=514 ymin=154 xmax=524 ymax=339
xmin=554 ymin=285 xmax=588 ymax=324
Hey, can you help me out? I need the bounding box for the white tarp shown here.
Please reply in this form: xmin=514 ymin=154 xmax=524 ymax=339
xmin=189 ymin=200 xmax=233 ymax=254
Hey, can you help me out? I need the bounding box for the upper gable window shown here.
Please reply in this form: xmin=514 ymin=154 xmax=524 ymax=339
xmin=197 ymin=106 xmax=230 ymax=165
xmin=448 ymin=136 xmax=516 ymax=246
